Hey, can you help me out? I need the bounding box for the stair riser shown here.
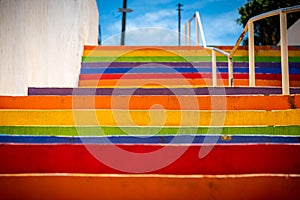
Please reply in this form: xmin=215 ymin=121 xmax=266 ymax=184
xmin=0 ymin=144 xmax=299 ymax=174
xmin=1 ymin=110 xmax=299 ymax=126
xmin=78 ymin=79 xmax=300 ymax=87
xmin=27 ymin=87 xmax=300 ymax=95
xmin=1 ymin=174 xmax=299 ymax=200
xmin=1 ymin=95 xmax=299 ymax=110
xmin=79 ymin=73 xmax=300 ymax=80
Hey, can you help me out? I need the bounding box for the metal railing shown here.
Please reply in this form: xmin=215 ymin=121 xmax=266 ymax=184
xmin=184 ymin=12 xmax=233 ymax=87
xmin=230 ymin=5 xmax=300 ymax=95
xmin=184 ymin=5 xmax=300 ymax=93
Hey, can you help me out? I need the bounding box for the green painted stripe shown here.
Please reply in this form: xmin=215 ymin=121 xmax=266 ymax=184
xmin=82 ymin=56 xmax=300 ymax=63
xmin=0 ymin=126 xmax=299 ymax=136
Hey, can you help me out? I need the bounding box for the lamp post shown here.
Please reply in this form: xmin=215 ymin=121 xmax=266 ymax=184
xmin=119 ymin=0 xmax=133 ymax=45
xmin=177 ymin=3 xmax=183 ymax=46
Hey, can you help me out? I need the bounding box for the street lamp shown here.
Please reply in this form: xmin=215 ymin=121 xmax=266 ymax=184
xmin=119 ymin=0 xmax=133 ymax=45
xmin=177 ymin=3 xmax=183 ymax=46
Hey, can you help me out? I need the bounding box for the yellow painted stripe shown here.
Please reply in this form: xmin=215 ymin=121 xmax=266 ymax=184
xmin=0 ymin=109 xmax=299 ymax=126
xmin=83 ymin=50 xmax=211 ymax=57
xmin=84 ymin=50 xmax=300 ymax=57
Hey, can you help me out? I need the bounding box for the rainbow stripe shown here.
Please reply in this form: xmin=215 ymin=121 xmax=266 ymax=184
xmin=1 ymin=45 xmax=300 ymax=198
xmin=79 ymin=46 xmax=300 ymax=87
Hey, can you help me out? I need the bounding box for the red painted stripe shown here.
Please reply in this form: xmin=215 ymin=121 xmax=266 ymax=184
xmin=0 ymin=144 xmax=299 ymax=174
xmin=84 ymin=46 xmax=207 ymax=51
xmin=80 ymin=73 xmax=209 ymax=80
xmin=79 ymin=73 xmax=300 ymax=80
xmin=229 ymin=73 xmax=300 ymax=80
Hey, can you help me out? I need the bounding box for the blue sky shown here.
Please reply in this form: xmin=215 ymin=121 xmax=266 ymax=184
xmin=96 ymin=0 xmax=247 ymax=46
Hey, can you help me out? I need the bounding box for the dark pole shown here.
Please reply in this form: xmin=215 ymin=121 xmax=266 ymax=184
xmin=98 ymin=24 xmax=102 ymax=45
xmin=121 ymin=0 xmax=128 ymax=45
xmin=177 ymin=3 xmax=183 ymax=46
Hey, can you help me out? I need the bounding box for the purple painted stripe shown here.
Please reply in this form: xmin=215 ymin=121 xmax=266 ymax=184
xmin=81 ymin=62 xmax=300 ymax=68
xmin=28 ymin=87 xmax=300 ymax=96
xmin=81 ymin=62 xmax=208 ymax=68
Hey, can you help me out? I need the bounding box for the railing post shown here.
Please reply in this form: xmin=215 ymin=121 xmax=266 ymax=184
xmin=212 ymin=50 xmax=217 ymax=87
xmin=228 ymin=57 xmax=233 ymax=87
xmin=248 ymin=22 xmax=255 ymax=87
xmin=188 ymin=22 xmax=191 ymax=46
xmin=280 ymin=12 xmax=290 ymax=95
xmin=196 ymin=18 xmax=199 ymax=46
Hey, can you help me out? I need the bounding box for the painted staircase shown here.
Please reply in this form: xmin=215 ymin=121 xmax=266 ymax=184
xmin=0 ymin=45 xmax=300 ymax=199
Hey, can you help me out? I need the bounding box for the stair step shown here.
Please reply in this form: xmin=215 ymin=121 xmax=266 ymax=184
xmin=1 ymin=135 xmax=299 ymax=144
xmin=79 ymin=73 xmax=300 ymax=80
xmin=79 ymin=67 xmax=300 ymax=74
xmin=28 ymin=87 xmax=300 ymax=95
xmin=81 ymin=61 xmax=300 ymax=68
xmin=78 ymin=79 xmax=300 ymax=87
xmin=1 ymin=126 xmax=300 ymax=136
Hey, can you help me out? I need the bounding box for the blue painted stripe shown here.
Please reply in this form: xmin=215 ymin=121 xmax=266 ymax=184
xmin=0 ymin=135 xmax=299 ymax=144
xmin=80 ymin=67 xmax=300 ymax=74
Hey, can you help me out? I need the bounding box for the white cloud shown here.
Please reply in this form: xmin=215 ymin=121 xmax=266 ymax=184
xmin=131 ymin=0 xmax=175 ymax=7
xmin=102 ymin=5 xmax=243 ymax=46
xmin=184 ymin=0 xmax=223 ymax=10
xmin=201 ymin=10 xmax=243 ymax=45
xmin=103 ymin=27 xmax=179 ymax=46
xmin=103 ymin=8 xmax=179 ymax=45
xmin=124 ymin=8 xmax=177 ymax=31
xmin=144 ymin=10 xmax=177 ymax=24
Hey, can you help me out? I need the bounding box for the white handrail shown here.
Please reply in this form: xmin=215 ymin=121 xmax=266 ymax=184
xmin=194 ymin=12 xmax=207 ymax=47
xmin=184 ymin=12 xmax=233 ymax=87
xmin=230 ymin=5 xmax=300 ymax=95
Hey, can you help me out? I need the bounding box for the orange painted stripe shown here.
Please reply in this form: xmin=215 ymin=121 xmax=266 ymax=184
xmin=83 ymin=46 xmax=300 ymax=57
xmin=78 ymin=78 xmax=300 ymax=87
xmin=83 ymin=49 xmax=210 ymax=57
xmin=0 ymin=174 xmax=299 ymax=200
xmin=0 ymin=95 xmax=299 ymax=110
xmin=83 ymin=49 xmax=300 ymax=57
xmin=84 ymin=45 xmax=300 ymax=51
xmin=78 ymin=78 xmax=214 ymax=87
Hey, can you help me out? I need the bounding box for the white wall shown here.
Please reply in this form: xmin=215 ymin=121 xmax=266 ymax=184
xmin=0 ymin=0 xmax=98 ymax=95
xmin=287 ymin=19 xmax=300 ymax=46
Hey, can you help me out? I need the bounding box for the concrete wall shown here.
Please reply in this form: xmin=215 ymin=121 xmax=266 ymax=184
xmin=0 ymin=0 xmax=98 ymax=95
